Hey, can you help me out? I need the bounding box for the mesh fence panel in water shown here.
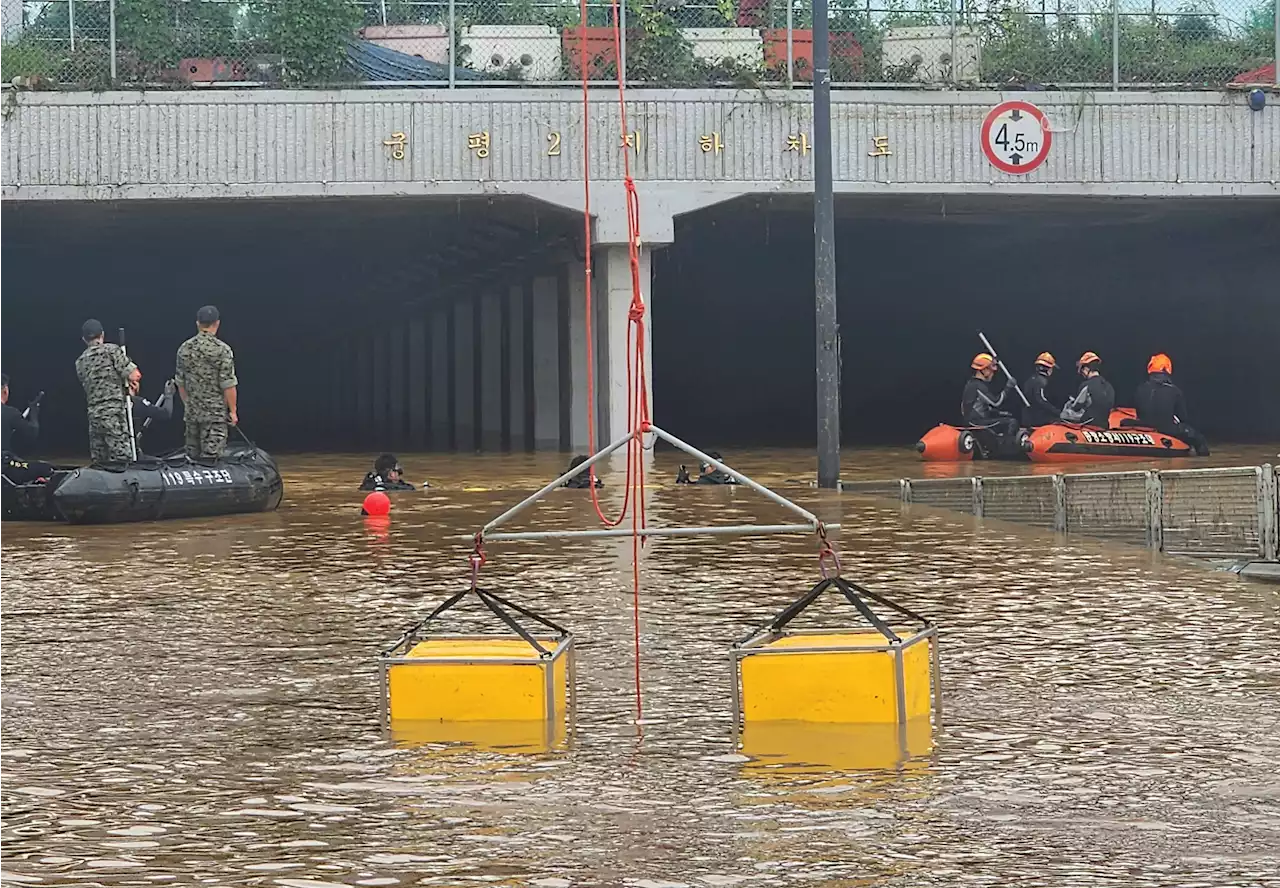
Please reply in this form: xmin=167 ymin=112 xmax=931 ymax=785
xmin=840 ymin=480 xmax=903 ymax=502
xmin=907 ymin=477 xmax=976 ymax=514
xmin=1063 ymin=471 xmax=1151 ymax=546
xmin=1159 ymin=467 xmax=1262 ymax=557
xmin=981 ymin=475 xmax=1058 ymax=529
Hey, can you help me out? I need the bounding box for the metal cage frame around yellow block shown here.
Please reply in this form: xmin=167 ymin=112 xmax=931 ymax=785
xmin=377 ymin=632 xmax=577 ymax=730
xmin=730 ymin=626 xmax=941 ymax=728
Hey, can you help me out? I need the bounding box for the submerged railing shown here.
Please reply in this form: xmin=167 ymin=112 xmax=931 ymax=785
xmin=843 ymin=464 xmax=1280 ymax=560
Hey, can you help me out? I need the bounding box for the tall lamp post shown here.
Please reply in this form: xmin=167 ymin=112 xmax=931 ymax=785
xmin=813 ymin=0 xmax=840 ymax=490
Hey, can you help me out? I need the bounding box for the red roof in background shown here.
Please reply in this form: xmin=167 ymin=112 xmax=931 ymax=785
xmin=1231 ymin=62 xmax=1276 ymax=84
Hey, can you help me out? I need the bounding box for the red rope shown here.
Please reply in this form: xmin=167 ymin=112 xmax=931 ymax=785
xmin=577 ymin=0 xmax=650 ymax=722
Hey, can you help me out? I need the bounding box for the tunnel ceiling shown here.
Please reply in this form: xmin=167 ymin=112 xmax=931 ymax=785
xmin=3 ymin=195 xmax=581 ymax=343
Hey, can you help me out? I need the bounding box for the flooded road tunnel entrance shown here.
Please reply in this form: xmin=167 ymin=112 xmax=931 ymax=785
xmin=654 ymin=195 xmax=1280 ymax=448
xmin=3 ymin=196 xmax=583 ymax=455
xmin=3 ymin=194 xmax=1277 ymax=456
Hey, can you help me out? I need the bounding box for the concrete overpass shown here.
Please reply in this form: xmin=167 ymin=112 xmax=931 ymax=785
xmin=3 ymin=89 xmax=1277 ymax=453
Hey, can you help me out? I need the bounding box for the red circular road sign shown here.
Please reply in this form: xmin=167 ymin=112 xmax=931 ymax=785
xmin=980 ymin=101 xmax=1052 ymax=175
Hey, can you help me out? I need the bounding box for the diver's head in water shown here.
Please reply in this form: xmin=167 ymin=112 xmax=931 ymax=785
xmin=564 ymin=454 xmax=602 ymax=488
xmin=700 ymin=451 xmax=724 ymax=477
xmin=374 ymin=453 xmax=402 ymax=482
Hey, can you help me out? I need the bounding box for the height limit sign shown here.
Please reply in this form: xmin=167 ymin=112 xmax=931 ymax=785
xmin=981 ymin=101 xmax=1052 ymax=175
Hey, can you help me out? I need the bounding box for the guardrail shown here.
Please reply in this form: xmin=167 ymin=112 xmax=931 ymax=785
xmin=843 ymin=465 xmax=1279 ymax=560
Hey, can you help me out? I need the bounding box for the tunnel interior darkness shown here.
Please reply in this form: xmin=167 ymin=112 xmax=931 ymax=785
xmin=2 ymin=193 xmax=1277 ymax=457
xmin=2 ymin=196 xmax=580 ymax=455
xmin=653 ymin=194 xmax=1280 ymax=447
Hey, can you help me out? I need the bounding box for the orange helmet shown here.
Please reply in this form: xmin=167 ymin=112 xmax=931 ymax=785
xmin=1147 ymin=353 xmax=1172 ymax=374
xmin=971 ymin=353 xmax=995 ymax=371
xmin=1034 ymin=352 xmax=1056 ymax=370
xmin=1076 ymin=351 xmax=1102 ymax=369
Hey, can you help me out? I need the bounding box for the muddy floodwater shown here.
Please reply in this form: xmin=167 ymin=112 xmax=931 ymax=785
xmin=3 ymin=448 xmax=1280 ymax=887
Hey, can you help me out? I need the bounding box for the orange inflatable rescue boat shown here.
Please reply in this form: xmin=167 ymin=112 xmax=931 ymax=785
xmin=1023 ymin=408 xmax=1194 ymax=463
xmin=918 ymin=410 xmax=1196 ymax=463
xmin=916 ymin=425 xmax=1029 ymax=461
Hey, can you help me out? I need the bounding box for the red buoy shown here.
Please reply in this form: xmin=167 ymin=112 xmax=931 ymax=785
xmin=361 ymin=491 xmax=391 ymax=516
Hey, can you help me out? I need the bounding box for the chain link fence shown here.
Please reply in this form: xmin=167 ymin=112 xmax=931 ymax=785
xmin=843 ymin=464 xmax=1279 ymax=560
xmin=2 ymin=0 xmax=1276 ymax=88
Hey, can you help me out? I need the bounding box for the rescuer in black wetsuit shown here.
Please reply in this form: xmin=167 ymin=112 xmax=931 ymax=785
xmin=1133 ymin=354 xmax=1210 ymax=456
xmin=2 ymin=373 xmax=55 ymax=485
xmin=563 ymin=454 xmax=603 ymax=488
xmin=130 ymin=378 xmax=177 ymax=450
xmin=1060 ymin=351 xmax=1115 ymax=428
xmin=961 ymin=353 xmax=1020 ymax=440
xmin=1021 ymin=351 xmax=1061 ymax=427
xmin=132 ymin=380 xmax=175 ymax=426
xmin=676 ymin=451 xmax=739 ymax=485
xmin=360 ymin=453 xmax=421 ymax=491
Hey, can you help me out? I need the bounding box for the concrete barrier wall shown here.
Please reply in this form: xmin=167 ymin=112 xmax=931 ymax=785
xmin=844 ymin=465 xmax=1279 ymax=559
xmin=3 ymin=90 xmax=1277 ymax=201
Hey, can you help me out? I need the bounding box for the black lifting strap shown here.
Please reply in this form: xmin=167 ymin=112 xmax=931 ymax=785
xmin=386 ymin=587 xmax=567 ymax=659
xmin=473 ymin=589 xmax=551 ymax=658
xmin=831 ymin=577 xmax=900 ymax=644
xmin=842 ymin=577 xmax=933 ymax=628
xmin=480 ymin=588 xmax=570 ymax=638
xmin=739 ymin=576 xmax=903 ymax=646
xmin=384 ymin=587 xmax=472 ymax=655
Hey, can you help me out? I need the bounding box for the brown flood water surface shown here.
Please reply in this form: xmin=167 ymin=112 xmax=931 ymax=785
xmin=3 ymin=449 xmax=1279 ymax=886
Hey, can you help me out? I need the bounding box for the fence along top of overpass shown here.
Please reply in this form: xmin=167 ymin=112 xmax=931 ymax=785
xmin=841 ymin=464 xmax=1280 ymax=561
xmin=4 ymin=1 xmax=1277 ymax=92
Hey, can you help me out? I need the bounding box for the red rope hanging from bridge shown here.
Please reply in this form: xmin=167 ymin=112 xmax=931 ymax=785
xmin=577 ymin=0 xmax=650 ymax=721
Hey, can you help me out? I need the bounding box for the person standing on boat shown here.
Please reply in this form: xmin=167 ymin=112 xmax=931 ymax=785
xmin=1134 ymin=354 xmax=1210 ymax=456
xmin=961 ymin=353 xmax=1019 ymax=439
xmin=2 ymin=373 xmax=53 ymax=484
xmin=175 ymin=305 xmax=239 ymax=464
xmin=1060 ymin=351 xmax=1115 ymax=428
xmin=1021 ymin=352 xmax=1061 ymax=427
xmin=75 ymin=319 xmax=142 ymax=466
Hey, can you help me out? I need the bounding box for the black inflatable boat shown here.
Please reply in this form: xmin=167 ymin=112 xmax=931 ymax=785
xmin=2 ymin=445 xmax=283 ymax=524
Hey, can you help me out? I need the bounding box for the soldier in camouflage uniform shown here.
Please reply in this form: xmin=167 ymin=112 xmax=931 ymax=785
xmin=75 ymin=319 xmax=142 ymax=466
xmin=175 ymin=305 xmax=238 ymax=462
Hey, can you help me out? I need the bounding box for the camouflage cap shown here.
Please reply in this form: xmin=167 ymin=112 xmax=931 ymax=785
xmin=81 ymin=318 xmax=104 ymax=341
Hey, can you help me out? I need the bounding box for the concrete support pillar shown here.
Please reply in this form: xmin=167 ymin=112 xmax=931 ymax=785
xmin=480 ymin=291 xmax=503 ymax=451
xmin=508 ymin=282 xmax=528 ymax=451
xmin=408 ymin=316 xmax=427 ymax=449
xmin=596 ymin=244 xmax=654 ymax=444
xmin=355 ymin=335 xmax=372 ymax=449
xmin=454 ymin=299 xmax=476 ymax=452
xmin=566 ymin=261 xmax=590 ymax=452
xmin=388 ymin=326 xmax=406 ymax=449
xmin=430 ymin=308 xmax=450 ymax=450
xmin=531 ymin=275 xmax=560 ymax=450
